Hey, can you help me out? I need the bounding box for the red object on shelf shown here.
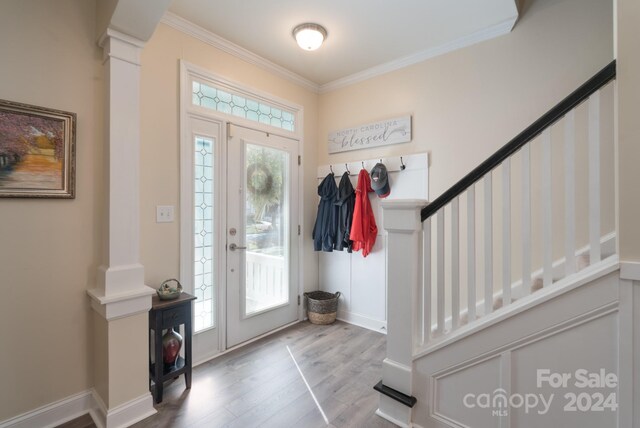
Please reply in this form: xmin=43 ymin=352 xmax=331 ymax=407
xmin=162 ymin=327 xmax=183 ymax=366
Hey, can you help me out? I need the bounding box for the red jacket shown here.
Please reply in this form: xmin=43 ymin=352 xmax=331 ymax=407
xmin=350 ymin=169 xmax=378 ymax=257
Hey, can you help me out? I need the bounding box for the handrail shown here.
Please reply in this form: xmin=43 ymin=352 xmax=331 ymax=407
xmin=421 ymin=60 xmax=616 ymax=222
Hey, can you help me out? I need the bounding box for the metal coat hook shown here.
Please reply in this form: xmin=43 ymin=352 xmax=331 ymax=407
xmin=345 ymin=163 xmax=350 ymax=175
xmin=330 ymin=165 xmax=334 ymax=174
xmin=400 ymin=156 xmax=406 ymax=171
xmin=362 ymin=161 xmax=365 ymax=169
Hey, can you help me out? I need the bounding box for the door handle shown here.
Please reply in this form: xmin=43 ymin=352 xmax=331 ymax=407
xmin=229 ymin=243 xmax=247 ymax=251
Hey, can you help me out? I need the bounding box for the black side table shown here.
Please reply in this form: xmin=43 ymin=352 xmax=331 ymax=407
xmin=149 ymin=292 xmax=196 ymax=403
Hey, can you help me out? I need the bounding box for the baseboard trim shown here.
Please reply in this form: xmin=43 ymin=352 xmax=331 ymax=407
xmin=0 ymin=389 xmax=156 ymax=428
xmin=0 ymin=390 xmax=93 ymax=428
xmin=91 ymin=390 xmax=156 ymax=428
xmin=375 ymin=408 xmax=412 ymax=428
xmin=337 ymin=310 xmax=387 ymax=334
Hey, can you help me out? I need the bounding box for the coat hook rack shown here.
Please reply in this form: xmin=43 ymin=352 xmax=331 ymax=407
xmin=317 ymin=152 xmax=427 ymax=180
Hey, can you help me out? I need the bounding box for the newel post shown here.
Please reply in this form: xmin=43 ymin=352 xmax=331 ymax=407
xmin=376 ymin=199 xmax=426 ymax=427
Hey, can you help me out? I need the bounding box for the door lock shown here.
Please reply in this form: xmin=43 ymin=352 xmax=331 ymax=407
xmin=229 ymin=243 xmax=247 ymax=251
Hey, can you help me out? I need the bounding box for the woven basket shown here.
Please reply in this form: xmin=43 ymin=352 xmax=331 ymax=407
xmin=304 ymin=291 xmax=341 ymax=325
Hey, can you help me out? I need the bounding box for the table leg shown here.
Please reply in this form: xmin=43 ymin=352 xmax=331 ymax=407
xmin=154 ymin=312 xmax=164 ymax=403
xmin=184 ymin=311 xmax=193 ymax=389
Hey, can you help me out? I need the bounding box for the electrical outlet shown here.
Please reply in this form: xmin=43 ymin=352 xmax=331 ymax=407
xmin=156 ymin=205 xmax=174 ymax=223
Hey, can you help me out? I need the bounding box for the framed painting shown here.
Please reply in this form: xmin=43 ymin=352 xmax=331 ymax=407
xmin=0 ymin=99 xmax=76 ymax=198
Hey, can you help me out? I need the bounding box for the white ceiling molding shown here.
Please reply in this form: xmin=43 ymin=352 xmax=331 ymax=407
xmin=318 ymin=16 xmax=517 ymax=93
xmin=161 ymin=11 xmax=517 ymax=95
xmin=161 ymin=12 xmax=320 ymax=93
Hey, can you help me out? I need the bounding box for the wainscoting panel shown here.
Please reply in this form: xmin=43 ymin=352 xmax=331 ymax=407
xmin=432 ymin=355 xmax=503 ymax=428
xmin=412 ymin=270 xmax=621 ymax=428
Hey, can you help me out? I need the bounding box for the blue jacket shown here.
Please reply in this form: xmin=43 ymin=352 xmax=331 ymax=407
xmin=312 ymin=173 xmax=338 ymax=252
xmin=334 ymin=172 xmax=355 ymax=252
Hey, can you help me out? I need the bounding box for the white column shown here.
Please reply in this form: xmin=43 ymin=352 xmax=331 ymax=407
xmin=377 ymin=199 xmax=427 ymax=427
xmin=87 ymin=28 xmax=155 ymax=427
xmin=88 ymin=29 xmax=154 ymax=319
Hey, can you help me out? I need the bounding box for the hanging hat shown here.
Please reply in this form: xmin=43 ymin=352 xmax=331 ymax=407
xmin=370 ymin=163 xmax=390 ymax=198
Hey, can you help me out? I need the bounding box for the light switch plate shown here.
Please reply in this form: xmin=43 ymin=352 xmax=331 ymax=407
xmin=156 ymin=205 xmax=175 ymax=223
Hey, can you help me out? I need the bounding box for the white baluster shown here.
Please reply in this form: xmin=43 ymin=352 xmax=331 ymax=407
xmin=542 ymin=128 xmax=553 ymax=287
xmin=437 ymin=208 xmax=445 ymax=335
xmin=467 ymin=186 xmax=476 ymax=322
xmin=522 ymin=145 xmax=531 ymax=295
xmin=484 ymin=174 xmax=493 ymax=316
xmin=502 ymin=159 xmax=511 ymax=306
xmin=423 ymin=218 xmax=432 ymax=344
xmin=451 ymin=197 xmax=460 ymax=330
xmin=589 ymin=91 xmax=601 ymax=264
xmin=565 ymin=110 xmax=576 ymax=277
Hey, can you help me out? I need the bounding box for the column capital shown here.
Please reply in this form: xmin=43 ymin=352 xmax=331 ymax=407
xmin=99 ymin=28 xmax=145 ymax=66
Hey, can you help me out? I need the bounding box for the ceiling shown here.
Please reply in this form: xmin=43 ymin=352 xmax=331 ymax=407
xmin=168 ymin=0 xmax=519 ymax=90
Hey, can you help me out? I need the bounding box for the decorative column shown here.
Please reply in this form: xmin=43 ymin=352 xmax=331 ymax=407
xmin=376 ymin=200 xmax=426 ymax=427
xmin=87 ymin=28 xmax=156 ymax=428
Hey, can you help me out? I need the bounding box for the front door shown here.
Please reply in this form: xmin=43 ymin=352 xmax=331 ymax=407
xmin=226 ymin=124 xmax=299 ymax=347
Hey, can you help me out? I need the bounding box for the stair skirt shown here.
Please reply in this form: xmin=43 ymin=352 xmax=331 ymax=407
xmin=411 ymin=267 xmax=625 ymax=428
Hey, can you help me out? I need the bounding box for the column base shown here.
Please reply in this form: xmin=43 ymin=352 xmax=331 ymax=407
xmin=87 ymin=285 xmax=154 ymax=321
xmin=90 ymin=390 xmax=156 ymax=428
xmin=376 ymin=396 xmax=413 ymax=428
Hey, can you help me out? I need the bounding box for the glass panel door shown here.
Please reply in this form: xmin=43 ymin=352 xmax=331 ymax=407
xmin=226 ymin=124 xmax=299 ymax=348
xmin=244 ymin=144 xmax=290 ymax=316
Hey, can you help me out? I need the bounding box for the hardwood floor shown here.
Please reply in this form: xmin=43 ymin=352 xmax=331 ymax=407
xmin=58 ymin=321 xmax=393 ymax=428
xmin=134 ymin=320 xmax=394 ymax=427
xmin=56 ymin=413 xmax=95 ymax=428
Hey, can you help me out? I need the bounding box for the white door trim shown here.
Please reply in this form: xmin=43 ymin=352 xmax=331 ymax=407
xmin=179 ymin=61 xmax=305 ymax=361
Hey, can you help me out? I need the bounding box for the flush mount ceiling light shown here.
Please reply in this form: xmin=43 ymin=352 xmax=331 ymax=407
xmin=292 ymin=23 xmax=327 ymax=51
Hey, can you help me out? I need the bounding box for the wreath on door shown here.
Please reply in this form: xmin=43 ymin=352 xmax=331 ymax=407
xmin=246 ymin=163 xmax=274 ymax=197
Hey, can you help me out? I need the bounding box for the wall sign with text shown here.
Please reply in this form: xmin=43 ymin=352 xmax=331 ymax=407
xmin=327 ymin=116 xmax=412 ymax=154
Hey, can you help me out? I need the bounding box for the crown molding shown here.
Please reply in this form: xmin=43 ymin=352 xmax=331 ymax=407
xmin=161 ymin=11 xmax=518 ymax=95
xmin=161 ymin=12 xmax=320 ymax=93
xmin=318 ymin=16 xmax=518 ymax=93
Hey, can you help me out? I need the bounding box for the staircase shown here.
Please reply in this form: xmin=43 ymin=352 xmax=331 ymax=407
xmin=374 ymin=62 xmax=635 ymax=427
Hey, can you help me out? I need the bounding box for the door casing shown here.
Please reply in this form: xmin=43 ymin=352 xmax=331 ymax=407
xmin=180 ymin=114 xmax=303 ymax=365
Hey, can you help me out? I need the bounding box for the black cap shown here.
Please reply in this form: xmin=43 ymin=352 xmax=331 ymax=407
xmin=370 ymin=163 xmax=390 ymax=198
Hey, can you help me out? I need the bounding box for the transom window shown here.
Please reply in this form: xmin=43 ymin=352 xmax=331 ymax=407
xmin=192 ymin=81 xmax=296 ymax=132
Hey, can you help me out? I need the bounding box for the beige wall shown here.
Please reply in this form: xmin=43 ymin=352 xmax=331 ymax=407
xmin=617 ymin=0 xmax=640 ymax=261
xmin=0 ymin=0 xmax=103 ymax=421
xmin=139 ymin=24 xmax=319 ymax=297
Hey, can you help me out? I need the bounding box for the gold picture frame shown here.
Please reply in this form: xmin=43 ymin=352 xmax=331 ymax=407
xmin=0 ymin=99 xmax=76 ymax=198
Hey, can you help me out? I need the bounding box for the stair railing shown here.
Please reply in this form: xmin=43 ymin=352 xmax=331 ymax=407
xmin=375 ymin=62 xmax=616 ymax=426
xmin=375 ymin=61 xmax=616 ymax=426
xmin=419 ymin=61 xmax=616 ymax=347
